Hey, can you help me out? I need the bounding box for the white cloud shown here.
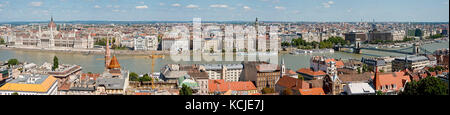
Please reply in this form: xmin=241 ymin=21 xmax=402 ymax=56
xmin=0 ymin=4 xmax=3 ymax=7
xmin=94 ymin=5 xmax=101 ymax=8
xmin=30 ymin=2 xmax=43 ymax=7
xmin=159 ymin=3 xmax=165 ymax=6
xmin=112 ymin=9 xmax=120 ymax=12
xmin=293 ymin=10 xmax=300 ymax=14
xmin=243 ymin=6 xmax=251 ymax=10
xmin=210 ymin=4 xmax=228 ymax=8
xmin=186 ymin=4 xmax=199 ymax=8
xmin=445 ymin=1 xmax=449 ymax=5
xmin=328 ymin=1 xmax=334 ymax=5
xmin=114 ymin=5 xmax=120 ymax=8
xmin=138 ymin=1 xmax=144 ymax=4
xmin=322 ymin=1 xmax=334 ymax=8
xmin=136 ymin=5 xmax=148 ymax=9
xmin=347 ymin=8 xmax=352 ymax=13
xmin=274 ymin=6 xmax=286 ymax=10
xmin=172 ymin=3 xmax=181 ymax=7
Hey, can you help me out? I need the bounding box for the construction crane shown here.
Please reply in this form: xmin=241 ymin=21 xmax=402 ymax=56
xmin=149 ymin=51 xmax=164 ymax=89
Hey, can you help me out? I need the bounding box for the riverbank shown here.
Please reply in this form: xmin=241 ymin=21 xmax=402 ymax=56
xmin=0 ymin=47 xmax=171 ymax=56
xmin=0 ymin=46 xmax=293 ymax=56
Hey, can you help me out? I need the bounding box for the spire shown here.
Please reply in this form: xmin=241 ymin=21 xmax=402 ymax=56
xmin=105 ymin=37 xmax=111 ymax=69
xmin=108 ymin=55 xmax=121 ymax=69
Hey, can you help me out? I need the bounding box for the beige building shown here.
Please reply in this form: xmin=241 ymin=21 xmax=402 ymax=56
xmin=392 ymin=55 xmax=430 ymax=72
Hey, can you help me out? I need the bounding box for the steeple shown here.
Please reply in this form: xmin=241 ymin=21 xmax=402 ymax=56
xmin=108 ymin=55 xmax=121 ymax=69
xmin=105 ymin=37 xmax=111 ymax=70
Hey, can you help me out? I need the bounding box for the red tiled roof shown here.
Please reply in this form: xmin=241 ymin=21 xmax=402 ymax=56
xmin=208 ymin=80 xmax=257 ymax=92
xmin=276 ymin=76 xmax=309 ymax=90
xmin=420 ymin=73 xmax=428 ymax=78
xmin=108 ymin=56 xmax=121 ymax=69
xmin=430 ymin=72 xmax=437 ymax=77
xmin=58 ymin=81 xmax=71 ymax=91
xmin=299 ymin=88 xmax=325 ymax=95
xmin=325 ymin=59 xmax=344 ymax=68
xmin=297 ymin=68 xmax=326 ymax=76
xmin=371 ymin=72 xmax=411 ymax=91
xmin=287 ymin=69 xmax=297 ymax=75
xmin=135 ymin=92 xmax=151 ymax=95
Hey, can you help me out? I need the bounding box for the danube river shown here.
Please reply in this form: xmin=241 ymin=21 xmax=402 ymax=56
xmin=1 ymin=41 xmax=448 ymax=74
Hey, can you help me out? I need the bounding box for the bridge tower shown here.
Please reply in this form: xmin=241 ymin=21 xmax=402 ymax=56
xmin=413 ymin=43 xmax=420 ymax=55
xmin=353 ymin=38 xmax=361 ymax=54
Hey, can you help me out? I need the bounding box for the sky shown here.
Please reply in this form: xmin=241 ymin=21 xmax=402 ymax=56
xmin=0 ymin=0 xmax=448 ymax=22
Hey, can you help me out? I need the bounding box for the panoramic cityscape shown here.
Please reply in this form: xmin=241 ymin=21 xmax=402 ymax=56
xmin=0 ymin=0 xmax=448 ymax=96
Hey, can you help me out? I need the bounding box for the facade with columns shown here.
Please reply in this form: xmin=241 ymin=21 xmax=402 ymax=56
xmin=9 ymin=17 xmax=94 ymax=49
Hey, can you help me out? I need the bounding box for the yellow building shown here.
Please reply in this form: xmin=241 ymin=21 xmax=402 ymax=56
xmin=0 ymin=74 xmax=58 ymax=95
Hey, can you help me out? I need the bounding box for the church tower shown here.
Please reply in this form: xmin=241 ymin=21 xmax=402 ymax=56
xmin=105 ymin=37 xmax=111 ymax=70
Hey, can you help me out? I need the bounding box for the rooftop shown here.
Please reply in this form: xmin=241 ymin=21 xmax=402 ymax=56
xmin=297 ymin=68 xmax=326 ymax=76
xmin=344 ymin=82 xmax=375 ymax=94
xmin=208 ymin=79 xmax=257 ymax=93
xmin=0 ymin=74 xmax=57 ymax=93
xmin=395 ymin=55 xmax=429 ymax=62
xmin=299 ymin=88 xmax=325 ymax=95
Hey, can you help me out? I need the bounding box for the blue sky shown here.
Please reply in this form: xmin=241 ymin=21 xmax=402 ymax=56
xmin=0 ymin=0 xmax=448 ymax=22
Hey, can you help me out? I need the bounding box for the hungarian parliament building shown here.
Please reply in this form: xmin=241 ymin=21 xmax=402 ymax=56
xmin=5 ymin=17 xmax=95 ymax=49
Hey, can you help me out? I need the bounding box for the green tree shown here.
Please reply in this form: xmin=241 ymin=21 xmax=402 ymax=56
xmin=415 ymin=29 xmax=423 ymax=37
xmin=11 ymin=92 xmax=19 ymax=95
xmin=401 ymin=77 xmax=449 ymax=95
xmin=210 ymin=47 xmax=214 ymax=53
xmin=129 ymin=72 xmax=139 ymax=81
xmin=139 ymin=74 xmax=152 ymax=82
xmin=298 ymin=74 xmax=304 ymax=80
xmin=52 ymin=56 xmax=59 ymax=71
xmin=362 ymin=64 xmax=369 ymax=73
xmin=261 ymin=87 xmax=275 ymax=94
xmin=0 ymin=37 xmax=5 ymax=45
xmin=281 ymin=41 xmax=290 ymax=47
xmin=283 ymin=88 xmax=293 ymax=95
xmin=95 ymin=38 xmax=107 ymax=46
xmin=7 ymin=59 xmax=19 ymax=68
xmin=376 ymin=90 xmax=384 ymax=95
xmin=357 ymin=67 xmax=361 ymax=74
xmin=179 ymin=84 xmax=193 ymax=95
xmin=430 ymin=34 xmax=443 ymax=39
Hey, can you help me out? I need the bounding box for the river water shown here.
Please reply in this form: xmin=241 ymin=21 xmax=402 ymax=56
xmin=1 ymin=41 xmax=448 ymax=74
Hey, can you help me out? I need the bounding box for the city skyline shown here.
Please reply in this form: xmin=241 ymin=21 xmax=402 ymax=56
xmin=0 ymin=0 xmax=449 ymax=22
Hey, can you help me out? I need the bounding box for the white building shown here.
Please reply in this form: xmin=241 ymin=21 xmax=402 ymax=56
xmin=343 ymin=82 xmax=375 ymax=95
xmin=199 ymin=64 xmax=243 ymax=82
xmin=203 ymin=38 xmax=219 ymax=53
xmin=134 ymin=36 xmax=158 ymax=51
